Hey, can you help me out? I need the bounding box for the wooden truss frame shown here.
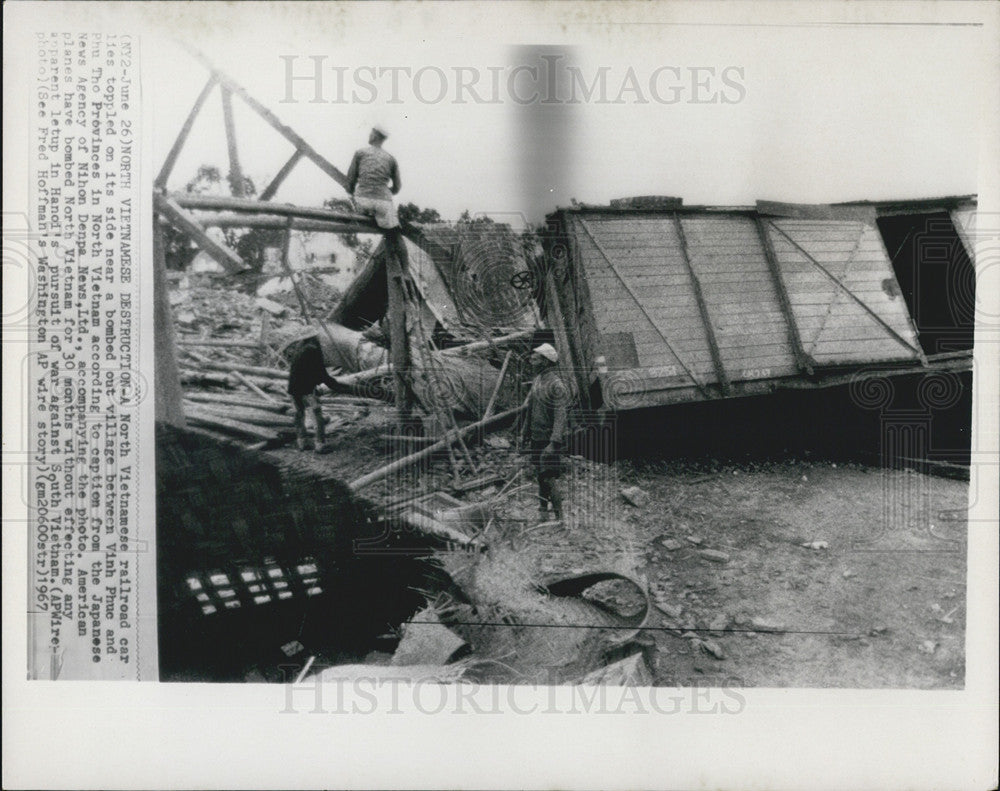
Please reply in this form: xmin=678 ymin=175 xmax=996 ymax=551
xmin=153 ymin=49 xmax=414 ymax=424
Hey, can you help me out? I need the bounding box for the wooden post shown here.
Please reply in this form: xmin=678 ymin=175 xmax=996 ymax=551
xmin=385 ymin=239 xmax=413 ymax=425
xmin=180 ymin=45 xmax=351 ymax=191
xmin=220 ymin=86 xmax=246 ymax=197
xmin=154 ymin=193 xmax=248 ymax=274
xmin=153 ymin=220 xmax=187 ymax=427
xmin=260 ymin=149 xmax=304 ymax=201
xmin=279 ymin=218 xmax=311 ymax=320
xmin=155 ymin=74 xmax=218 ymax=189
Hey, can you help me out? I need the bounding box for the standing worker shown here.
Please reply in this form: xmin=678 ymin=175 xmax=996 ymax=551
xmin=521 ymin=343 xmax=573 ymax=522
xmin=347 ymin=124 xmax=414 ymax=423
xmin=346 ymin=125 xmax=407 ymax=264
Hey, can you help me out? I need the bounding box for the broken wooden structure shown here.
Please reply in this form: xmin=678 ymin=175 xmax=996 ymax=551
xmin=543 ymin=196 xmax=976 ymax=412
xmin=153 ymin=47 xmax=419 ymax=428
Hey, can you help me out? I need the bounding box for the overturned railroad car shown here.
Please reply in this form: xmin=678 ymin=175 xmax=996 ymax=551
xmin=542 ymin=196 xmax=976 ymax=412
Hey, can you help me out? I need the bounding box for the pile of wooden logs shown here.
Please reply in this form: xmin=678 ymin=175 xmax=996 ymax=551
xmin=178 ymin=345 xmax=388 ymax=446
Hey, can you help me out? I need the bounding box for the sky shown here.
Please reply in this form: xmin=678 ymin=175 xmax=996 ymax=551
xmin=139 ymin=3 xmax=983 ymax=225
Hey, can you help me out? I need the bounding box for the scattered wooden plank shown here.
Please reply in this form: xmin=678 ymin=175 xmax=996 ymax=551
xmin=180 ymin=372 xmax=233 ymax=388
xmin=349 ymin=403 xmax=525 ymax=492
xmin=177 ymin=337 xmax=261 ymax=349
xmin=439 ymin=329 xmax=535 ymax=357
xmin=199 ymin=361 xmax=287 ymax=379
xmin=377 ymin=433 xmax=438 ymax=446
xmin=320 ymin=394 xmax=391 ymax=408
xmin=452 ymin=474 xmax=504 ymax=493
xmin=393 ymin=510 xmax=483 ymax=550
xmin=182 ymin=391 xmax=291 ymax=412
xmin=185 ymin=405 xmax=280 ymax=441
xmin=180 ymin=347 xmax=211 ymax=365
xmin=230 ymin=370 xmax=279 ymax=404
xmin=184 ymin=402 xmax=290 ymax=428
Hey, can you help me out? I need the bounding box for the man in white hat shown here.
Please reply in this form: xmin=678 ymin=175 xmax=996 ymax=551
xmin=521 ymin=343 xmax=573 ymax=522
xmin=347 ymin=126 xmax=400 ymax=228
xmin=346 ymin=126 xmax=409 ymax=265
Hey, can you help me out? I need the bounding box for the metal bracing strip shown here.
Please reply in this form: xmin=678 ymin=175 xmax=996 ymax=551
xmin=260 ymin=149 xmax=304 ymax=201
xmin=155 ymin=74 xmax=218 ymax=189
xmin=803 ymin=223 xmax=867 ymax=355
xmin=754 ymin=217 xmax=814 ymax=376
xmin=577 ymin=218 xmax=711 ymax=399
xmin=673 ymin=213 xmax=730 ymax=393
xmin=766 ymin=220 xmax=926 ymax=361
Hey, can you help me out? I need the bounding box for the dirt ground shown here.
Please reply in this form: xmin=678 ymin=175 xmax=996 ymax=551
xmin=268 ymin=408 xmax=967 ymax=689
xmin=558 ymin=457 xmax=967 ymax=688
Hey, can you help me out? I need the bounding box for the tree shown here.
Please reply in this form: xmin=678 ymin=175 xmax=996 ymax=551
xmin=457 ymin=209 xmax=495 ymax=225
xmin=398 ymin=202 xmax=443 ymax=225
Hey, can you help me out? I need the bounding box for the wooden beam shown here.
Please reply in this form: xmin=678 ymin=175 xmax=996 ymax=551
xmin=182 ymin=45 xmax=350 ymax=191
xmin=186 ymin=211 xmax=376 ymax=235
xmin=155 ymin=74 xmax=218 ymax=190
xmin=483 ymin=351 xmax=512 ymax=418
xmin=220 ymin=86 xmax=246 ymax=196
xmin=385 ymin=242 xmax=414 ymax=424
xmin=673 ymin=212 xmax=730 ymax=394
xmin=171 ymin=193 xmax=379 ymax=228
xmin=260 ymin=149 xmax=304 ymax=201
xmin=185 ymin=404 xmax=279 ymax=441
xmin=440 ymin=329 xmax=535 ymax=356
xmin=196 ymin=361 xmax=287 ymax=379
xmin=279 ymin=218 xmax=311 ymax=321
xmin=755 ymin=216 xmax=814 ymax=376
xmin=561 ymin=216 xmax=601 ymax=409
xmin=177 ymin=337 xmax=261 ymax=349
xmin=349 ymin=403 xmax=525 ymax=491
xmin=154 ymin=193 xmax=249 ymax=273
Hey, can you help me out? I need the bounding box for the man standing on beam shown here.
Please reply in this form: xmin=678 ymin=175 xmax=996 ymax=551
xmin=347 ymin=124 xmax=414 ymax=425
xmin=346 ymin=125 xmax=407 ymax=263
